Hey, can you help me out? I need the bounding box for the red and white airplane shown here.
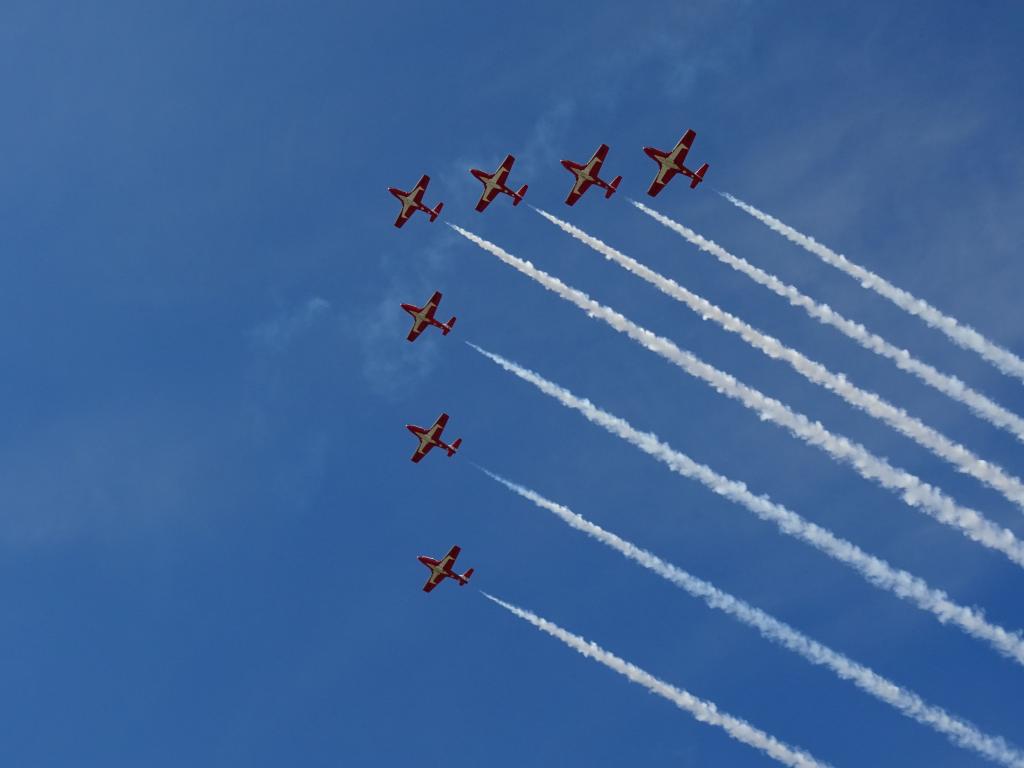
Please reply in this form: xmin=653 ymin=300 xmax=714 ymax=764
xmin=406 ymin=412 xmax=462 ymax=463
xmin=418 ymin=545 xmax=474 ymax=593
xmin=643 ymin=129 xmax=709 ymax=197
xmin=388 ymin=174 xmax=444 ymax=228
xmin=401 ymin=290 xmax=456 ymax=342
xmin=560 ymin=143 xmax=622 ymax=206
xmin=470 ymin=154 xmax=528 ymax=212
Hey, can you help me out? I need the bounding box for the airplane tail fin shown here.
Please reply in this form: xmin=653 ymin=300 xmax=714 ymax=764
xmin=512 ymin=184 xmax=528 ymax=206
xmin=690 ymin=163 xmax=709 ymax=189
xmin=606 ymin=175 xmax=623 ymax=198
xmin=429 ymin=201 xmax=444 ymax=221
xmin=461 ymin=567 xmax=474 ymax=584
xmin=447 ymin=438 xmax=462 ymax=456
xmin=442 ymin=316 xmax=457 ymax=335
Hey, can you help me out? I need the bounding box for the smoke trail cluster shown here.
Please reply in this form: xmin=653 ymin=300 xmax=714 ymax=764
xmin=537 ymin=206 xmax=1024 ymax=508
xmin=480 ymin=470 xmax=1024 ymax=767
xmin=483 ymin=592 xmax=834 ymax=768
xmin=449 ymin=224 xmax=1024 ymax=567
xmin=468 ymin=343 xmax=1024 ymax=665
xmin=720 ymin=193 xmax=1024 ymax=383
xmin=630 ymin=200 xmax=1024 ymax=444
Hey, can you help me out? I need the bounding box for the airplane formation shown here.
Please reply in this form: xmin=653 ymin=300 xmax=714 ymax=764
xmin=388 ymin=129 xmax=708 ymax=227
xmin=391 ymin=129 xmax=708 ymax=593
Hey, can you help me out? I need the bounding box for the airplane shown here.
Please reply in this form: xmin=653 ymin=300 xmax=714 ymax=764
xmin=560 ymin=143 xmax=623 ymax=206
xmin=406 ymin=412 xmax=462 ymax=463
xmin=388 ymin=174 xmax=444 ymax=228
xmin=642 ymin=129 xmax=709 ymax=197
xmin=470 ymin=154 xmax=528 ymax=212
xmin=401 ymin=290 xmax=456 ymax=342
xmin=418 ymin=545 xmax=475 ymax=593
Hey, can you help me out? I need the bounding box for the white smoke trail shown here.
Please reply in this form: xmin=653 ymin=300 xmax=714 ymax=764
xmin=449 ymin=223 xmax=1024 ymax=567
xmin=537 ymin=207 xmax=1024 ymax=509
xmin=630 ymin=200 xmax=1024 ymax=445
xmin=467 ymin=343 xmax=1024 ymax=665
xmin=482 ymin=592 xmax=832 ymax=768
xmin=481 ymin=470 xmax=1024 ymax=767
xmin=719 ymin=192 xmax=1024 ymax=384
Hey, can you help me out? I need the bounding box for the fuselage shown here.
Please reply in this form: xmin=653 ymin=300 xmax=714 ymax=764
xmin=569 ymin=158 xmax=607 ymax=187
xmin=474 ymin=169 xmax=504 ymax=197
xmin=407 ymin=423 xmax=445 ymax=452
xmin=390 ymin=187 xmax=423 ymax=216
xmin=402 ymin=303 xmax=433 ymax=327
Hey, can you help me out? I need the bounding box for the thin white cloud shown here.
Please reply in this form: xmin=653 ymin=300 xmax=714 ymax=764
xmin=250 ymin=297 xmax=331 ymax=353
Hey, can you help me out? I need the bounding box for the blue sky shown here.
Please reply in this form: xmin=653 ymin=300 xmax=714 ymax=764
xmin=1 ymin=1 xmax=1023 ymax=765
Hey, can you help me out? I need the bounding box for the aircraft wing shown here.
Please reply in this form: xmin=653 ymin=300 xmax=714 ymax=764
xmin=438 ymin=545 xmax=461 ymax=570
xmin=565 ymin=176 xmax=593 ymax=206
xmin=406 ymin=320 xmax=428 ymax=342
xmin=410 ymin=442 xmax=433 ymax=463
xmin=646 ymin=168 xmax=677 ymax=197
xmin=394 ymin=207 xmax=415 ymax=228
xmin=424 ymin=291 xmax=442 ymax=312
xmin=495 ymin=155 xmax=514 ymax=186
xmin=475 ymin=187 xmax=500 ymax=212
xmin=431 ymin=412 xmax=449 ymax=433
xmin=411 ymin=175 xmax=430 ymax=203
xmin=422 ymin=572 xmax=446 ymax=592
xmin=673 ymin=130 xmax=696 ymax=165
xmin=591 ymin=143 xmax=609 ymax=170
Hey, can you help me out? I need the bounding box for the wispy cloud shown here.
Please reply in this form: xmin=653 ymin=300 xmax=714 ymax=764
xmin=356 ymin=231 xmax=460 ymax=400
xmin=449 ymin=224 xmax=1024 ymax=568
xmin=721 ymin=192 xmax=1024 ymax=383
xmin=249 ymin=297 xmax=331 ymax=353
xmin=467 ymin=343 xmax=1024 ymax=666
xmin=483 ymin=592 xmax=832 ymax=768
xmin=630 ymin=200 xmax=1024 ymax=444
xmin=481 ymin=470 xmax=1024 ymax=767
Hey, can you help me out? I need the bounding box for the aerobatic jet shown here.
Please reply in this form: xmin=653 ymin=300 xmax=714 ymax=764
xmin=470 ymin=154 xmax=528 ymax=212
xmin=418 ymin=545 xmax=474 ymax=593
xmin=388 ymin=174 xmax=444 ymax=228
xmin=560 ymin=143 xmax=622 ymax=206
xmin=643 ymin=129 xmax=709 ymax=197
xmin=406 ymin=412 xmax=462 ymax=463
xmin=401 ymin=291 xmax=456 ymax=342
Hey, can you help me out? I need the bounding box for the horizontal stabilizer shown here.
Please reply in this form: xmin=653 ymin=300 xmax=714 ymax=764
xmin=690 ymin=163 xmax=709 ymax=189
xmin=442 ymin=316 xmax=457 ymax=335
xmin=461 ymin=567 xmax=474 ymax=583
xmin=512 ymin=184 xmax=528 ymax=206
xmin=448 ymin=437 xmax=462 ymax=456
xmin=430 ymin=201 xmax=444 ymax=221
xmin=606 ymin=175 xmax=622 ymax=198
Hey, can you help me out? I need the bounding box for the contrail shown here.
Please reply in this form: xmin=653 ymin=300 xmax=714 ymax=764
xmin=482 ymin=592 xmax=832 ymax=768
xmin=537 ymin=207 xmax=1024 ymax=509
xmin=719 ymin=192 xmax=1024 ymax=384
xmin=467 ymin=343 xmax=1024 ymax=666
xmin=630 ymin=200 xmax=1024 ymax=445
xmin=480 ymin=470 xmax=1024 ymax=767
xmin=449 ymin=223 xmax=1024 ymax=568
